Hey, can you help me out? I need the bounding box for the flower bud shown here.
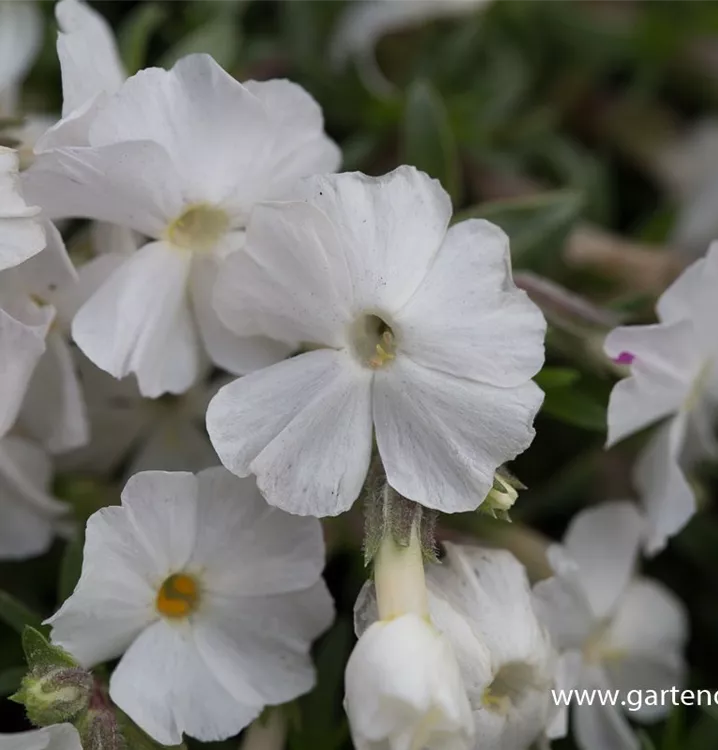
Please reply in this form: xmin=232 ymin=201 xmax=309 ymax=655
xmin=345 ymin=613 xmax=474 ymax=750
xmin=12 ymin=666 xmax=93 ymax=727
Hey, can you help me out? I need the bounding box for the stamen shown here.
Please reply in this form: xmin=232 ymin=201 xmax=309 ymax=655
xmin=156 ymin=573 xmax=200 ymax=618
xmin=351 ymin=314 xmax=397 ymax=369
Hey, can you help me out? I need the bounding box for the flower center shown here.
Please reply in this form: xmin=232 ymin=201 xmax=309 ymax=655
xmin=166 ymin=203 xmax=229 ymax=252
xmin=482 ymin=661 xmax=537 ymax=714
xmin=350 ymin=313 xmax=397 ymax=369
xmin=156 ymin=573 xmax=200 ymax=619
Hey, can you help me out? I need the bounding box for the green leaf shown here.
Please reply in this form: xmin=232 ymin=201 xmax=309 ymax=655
xmin=541 ymin=387 xmax=606 ymax=432
xmin=0 ymin=667 xmax=25 ymax=697
xmin=639 ymin=729 xmax=658 ymax=750
xmin=22 ymin=627 xmax=77 ymax=670
xmin=534 ymin=366 xmax=581 ymax=390
xmin=118 ymin=3 xmax=168 ymax=74
xmin=0 ymin=591 xmax=45 ymax=635
xmin=58 ymin=534 xmax=84 ymax=603
xmin=159 ymin=6 xmax=241 ymax=71
xmin=454 ymin=190 xmax=583 ymax=272
xmin=402 ymin=79 xmax=461 ymax=204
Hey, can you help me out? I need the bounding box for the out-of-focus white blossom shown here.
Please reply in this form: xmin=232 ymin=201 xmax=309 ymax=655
xmin=657 ymin=119 xmax=718 ymax=258
xmin=25 ymin=53 xmax=340 ymax=397
xmin=59 ymin=354 xmax=219 ymax=478
xmin=48 ymin=467 xmax=334 ymax=745
xmin=0 ymin=1 xmax=43 ymax=115
xmin=605 ymin=242 xmax=718 ymax=552
xmin=533 ymin=502 xmax=688 ymax=750
xmin=208 ymin=166 xmax=545 ymax=517
xmin=0 ymin=724 xmax=83 ymax=750
xmin=0 ymin=435 xmax=69 ymax=560
xmin=331 ymin=0 xmax=491 ymax=93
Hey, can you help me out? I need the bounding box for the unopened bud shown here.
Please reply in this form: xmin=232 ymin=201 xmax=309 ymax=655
xmin=12 ymin=666 xmax=93 ymax=726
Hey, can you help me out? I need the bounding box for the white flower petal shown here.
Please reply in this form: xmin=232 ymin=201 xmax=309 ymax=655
xmin=604 ymin=321 xmax=698 ymax=447
xmin=190 ymin=254 xmax=291 ymax=374
xmin=55 ymin=0 xmax=125 ymax=117
xmin=19 ymin=330 xmax=89 ymax=454
xmin=216 ymin=200 xmax=353 ymax=346
xmin=0 ymin=724 xmax=83 ymax=750
xmin=396 ymin=219 xmax=545 ymax=385
xmin=560 ymin=501 xmax=644 ymax=620
xmin=71 ymin=241 xmax=200 ymax=397
xmin=88 ymin=54 xmax=273 ymax=208
xmin=207 ymin=350 xmax=373 ymax=516
xmin=47 ymin=503 xmax=158 ymax=667
xmin=195 ymin=581 xmax=333 ymax=707
xmin=573 ymin=666 xmax=639 ymax=750
xmin=633 ymin=414 xmax=694 ymax=555
xmin=0 ymin=2 xmax=43 ymax=99
xmin=345 ymin=614 xmax=474 ymax=750
xmin=532 ymin=562 xmax=594 ymax=651
xmin=374 ymin=356 xmax=543 ymax=512
xmin=0 ymin=300 xmax=52 ymax=438
xmin=109 ymin=619 xmax=260 ymax=745
xmin=23 ymin=143 xmax=183 ymax=236
xmin=0 ymin=147 xmax=45 ymax=272
xmin=242 ymin=78 xmax=341 ymax=196
xmin=286 ymin=166 xmax=452 ymax=312
xmin=431 ymin=545 xmax=552 ymax=669
xmin=2 ymin=219 xmax=78 ymax=301
xmin=127 ymin=418 xmax=216 ymax=478
xmin=189 ymin=467 xmax=327 ymax=595
xmin=0 ymin=436 xmax=66 ymax=560
xmin=604 ymin=579 xmax=687 ymax=722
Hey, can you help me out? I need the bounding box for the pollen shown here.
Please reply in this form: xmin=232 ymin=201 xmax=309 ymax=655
xmin=166 ymin=203 xmax=229 ymax=253
xmin=156 ymin=573 xmax=200 ymax=618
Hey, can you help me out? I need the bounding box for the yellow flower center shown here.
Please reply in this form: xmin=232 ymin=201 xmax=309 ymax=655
xmin=350 ymin=313 xmax=397 ymax=369
xmin=166 ymin=203 xmax=229 ymax=252
xmin=156 ymin=573 xmax=200 ymax=618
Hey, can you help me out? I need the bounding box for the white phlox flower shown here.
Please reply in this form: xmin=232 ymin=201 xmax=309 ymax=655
xmin=207 ymin=165 xmax=546 ymax=517
xmin=532 ymin=502 xmax=688 ymax=750
xmin=0 ymin=1 xmax=43 ymax=116
xmin=0 ymin=724 xmax=82 ymax=750
xmin=354 ymin=543 xmax=556 ymax=750
xmin=605 ymin=242 xmax=718 ymax=552
xmin=24 ymin=52 xmax=340 ymax=397
xmin=47 ymin=467 xmax=335 ymax=745
xmin=1 ymin=218 xmax=89 ymax=454
xmin=346 ymin=525 xmax=474 ymax=750
xmin=0 ymin=146 xmax=50 ymax=437
xmin=59 ymin=354 xmax=219 ymax=479
xmin=331 ymin=0 xmax=492 ymax=84
xmin=0 ymin=434 xmax=69 ymax=561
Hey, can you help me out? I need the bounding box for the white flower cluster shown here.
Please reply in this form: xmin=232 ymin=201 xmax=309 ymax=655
xmin=0 ymin=2 xmax=698 ymax=750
